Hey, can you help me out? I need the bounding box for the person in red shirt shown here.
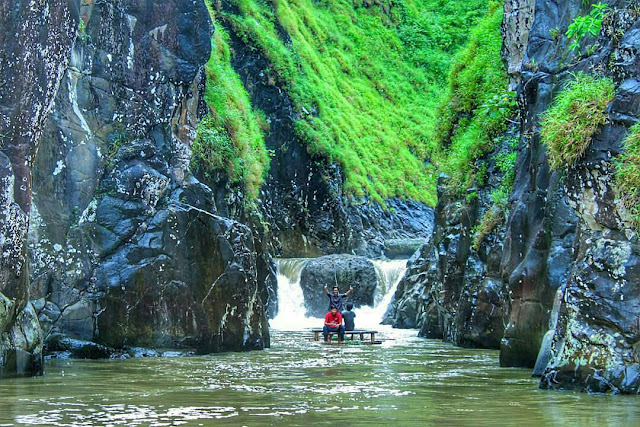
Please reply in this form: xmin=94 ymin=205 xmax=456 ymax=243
xmin=323 ymin=306 xmax=345 ymax=343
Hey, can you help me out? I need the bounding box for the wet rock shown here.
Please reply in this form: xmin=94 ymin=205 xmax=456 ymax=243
xmin=126 ymin=347 xmax=159 ymax=358
xmin=299 ymin=255 xmax=377 ymax=317
xmin=89 ymin=206 xmax=269 ymax=353
xmin=0 ymin=0 xmax=77 ymax=376
xmin=45 ymin=334 xmax=116 ymax=360
xmin=383 ymin=238 xmax=427 ymax=259
xmin=385 ymin=149 xmax=511 ymax=350
xmin=26 ymin=0 xmax=272 ymax=357
xmin=609 ymin=79 xmax=640 ymax=125
xmin=0 ymin=302 xmax=44 ymax=377
xmin=496 ymin=0 xmax=640 ymax=393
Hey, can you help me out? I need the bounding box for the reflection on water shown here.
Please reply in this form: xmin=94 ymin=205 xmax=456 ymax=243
xmin=1 ymin=327 xmax=638 ymax=426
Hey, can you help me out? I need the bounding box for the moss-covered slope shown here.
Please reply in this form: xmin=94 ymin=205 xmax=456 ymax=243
xmin=195 ymin=0 xmax=499 ymax=205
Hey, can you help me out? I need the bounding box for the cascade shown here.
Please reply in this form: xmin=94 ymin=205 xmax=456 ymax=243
xmin=269 ymin=258 xmax=407 ymax=331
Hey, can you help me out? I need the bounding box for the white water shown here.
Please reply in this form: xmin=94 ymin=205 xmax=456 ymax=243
xmin=269 ymin=258 xmax=407 ymax=331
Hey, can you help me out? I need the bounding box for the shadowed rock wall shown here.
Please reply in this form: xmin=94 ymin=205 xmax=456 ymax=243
xmin=386 ymin=0 xmax=640 ymax=393
xmin=0 ymin=0 xmax=78 ymax=376
xmin=26 ymin=0 xmax=269 ymax=357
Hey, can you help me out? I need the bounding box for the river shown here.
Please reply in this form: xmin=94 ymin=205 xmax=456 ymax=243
xmin=0 ymin=259 xmax=638 ymax=426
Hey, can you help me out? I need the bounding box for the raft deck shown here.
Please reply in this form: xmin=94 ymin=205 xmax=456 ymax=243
xmin=311 ymin=329 xmax=378 ymax=343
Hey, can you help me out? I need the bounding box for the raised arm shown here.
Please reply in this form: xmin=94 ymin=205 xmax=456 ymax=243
xmin=324 ymin=284 xmax=329 ymax=295
xmin=344 ymin=285 xmax=354 ymax=296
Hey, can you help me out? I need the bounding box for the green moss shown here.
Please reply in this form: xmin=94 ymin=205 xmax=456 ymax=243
xmin=193 ymin=19 xmax=269 ymax=201
xmin=434 ymin=2 xmax=514 ymax=194
xmin=615 ymin=123 xmax=640 ymax=231
xmin=471 ymin=139 xmax=518 ymax=250
xmin=541 ymin=72 xmax=614 ymax=170
xmin=213 ymin=0 xmax=490 ymax=205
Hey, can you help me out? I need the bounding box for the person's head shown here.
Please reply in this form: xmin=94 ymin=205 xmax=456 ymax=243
xmin=346 ymin=303 xmax=353 ymax=311
xmin=332 ymin=286 xmax=339 ymax=295
xmin=330 ymin=306 xmax=338 ymax=314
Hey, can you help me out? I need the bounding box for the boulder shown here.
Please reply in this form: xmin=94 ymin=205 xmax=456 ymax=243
xmin=383 ymin=238 xmax=427 ymax=259
xmin=299 ymin=255 xmax=377 ymax=317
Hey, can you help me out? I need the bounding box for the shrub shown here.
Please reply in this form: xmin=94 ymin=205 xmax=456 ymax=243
xmin=472 ymin=205 xmax=504 ymax=249
xmin=541 ymin=72 xmax=614 ymax=169
xmin=566 ymin=2 xmax=608 ymax=51
xmin=615 ymin=123 xmax=640 ymax=231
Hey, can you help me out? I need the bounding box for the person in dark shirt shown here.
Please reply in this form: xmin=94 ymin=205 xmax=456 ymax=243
xmin=341 ymin=303 xmax=356 ymax=331
xmin=323 ymin=306 xmax=345 ymax=343
xmin=324 ymin=284 xmax=353 ymax=312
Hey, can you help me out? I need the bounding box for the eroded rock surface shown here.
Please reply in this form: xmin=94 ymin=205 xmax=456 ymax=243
xmin=384 ymin=171 xmax=509 ymax=349
xmin=27 ymin=0 xmax=270 ymax=356
xmin=387 ymin=0 xmax=640 ymax=393
xmin=0 ymin=0 xmax=78 ymax=376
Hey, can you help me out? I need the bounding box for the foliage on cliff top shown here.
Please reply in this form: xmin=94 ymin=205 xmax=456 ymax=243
xmin=215 ymin=0 xmax=490 ymax=205
xmin=193 ymin=21 xmax=269 ymax=201
xmin=615 ymin=123 xmax=640 ymax=231
xmin=433 ymin=2 xmax=514 ymax=194
xmin=541 ymin=72 xmax=614 ymax=169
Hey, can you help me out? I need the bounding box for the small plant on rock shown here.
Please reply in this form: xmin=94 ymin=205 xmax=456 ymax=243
xmin=615 ymin=123 xmax=640 ymax=231
xmin=541 ymin=72 xmax=614 ymax=169
xmin=566 ymin=2 xmax=608 ymax=51
xmin=471 ymin=142 xmax=517 ymax=250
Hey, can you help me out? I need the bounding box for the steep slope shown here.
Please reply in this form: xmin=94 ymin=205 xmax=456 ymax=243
xmin=201 ymin=0 xmax=493 ymax=257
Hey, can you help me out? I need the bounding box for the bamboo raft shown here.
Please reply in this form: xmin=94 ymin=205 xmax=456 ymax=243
xmin=311 ymin=328 xmax=381 ymax=344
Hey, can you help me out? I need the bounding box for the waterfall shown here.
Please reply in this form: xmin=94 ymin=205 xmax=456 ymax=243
xmin=269 ymin=258 xmax=316 ymax=330
xmin=269 ymin=258 xmax=407 ymax=331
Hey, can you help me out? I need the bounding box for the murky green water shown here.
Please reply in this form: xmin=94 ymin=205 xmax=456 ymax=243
xmin=1 ymin=327 xmax=638 ymax=426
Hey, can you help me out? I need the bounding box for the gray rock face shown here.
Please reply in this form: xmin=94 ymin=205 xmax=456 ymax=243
xmin=538 ymin=124 xmax=640 ymax=392
xmin=502 ymin=0 xmax=536 ymax=84
xmin=0 ymin=0 xmax=78 ymax=376
xmin=299 ymin=255 xmax=377 ymax=317
xmin=27 ymin=0 xmax=270 ymax=356
xmin=384 ymin=170 xmax=509 ymax=349
xmin=506 ymin=0 xmax=640 ymax=393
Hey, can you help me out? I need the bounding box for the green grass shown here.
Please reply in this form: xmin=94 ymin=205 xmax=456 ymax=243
xmin=541 ymin=72 xmax=614 ymax=170
xmin=615 ymin=123 xmax=640 ymax=231
xmin=471 ymin=139 xmax=518 ymax=250
xmin=433 ymin=2 xmax=515 ymax=194
xmin=192 ymin=19 xmax=270 ymax=201
xmin=212 ymin=0 xmax=490 ymax=205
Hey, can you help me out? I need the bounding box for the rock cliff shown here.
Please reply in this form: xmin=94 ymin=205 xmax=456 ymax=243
xmin=387 ymin=0 xmax=640 ymax=393
xmin=26 ymin=0 xmax=271 ymax=356
xmin=0 ymin=0 xmax=78 ymax=376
